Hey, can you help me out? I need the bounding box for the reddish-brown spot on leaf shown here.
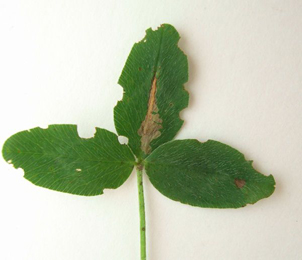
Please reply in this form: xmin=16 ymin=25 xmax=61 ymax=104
xmin=235 ymin=179 xmax=246 ymax=189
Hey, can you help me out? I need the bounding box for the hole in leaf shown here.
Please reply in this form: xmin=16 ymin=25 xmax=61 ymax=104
xmin=76 ymin=169 xmax=82 ymax=172
xmin=77 ymin=126 xmax=96 ymax=139
xmin=118 ymin=136 xmax=129 ymax=145
xmin=39 ymin=124 xmax=48 ymax=129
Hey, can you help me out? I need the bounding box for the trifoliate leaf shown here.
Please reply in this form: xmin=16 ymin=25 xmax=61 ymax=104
xmin=114 ymin=24 xmax=189 ymax=159
xmin=2 ymin=125 xmax=135 ymax=196
xmin=145 ymin=139 xmax=275 ymax=208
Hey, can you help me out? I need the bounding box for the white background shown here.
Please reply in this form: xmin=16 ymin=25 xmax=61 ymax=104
xmin=0 ymin=1 xmax=302 ymax=259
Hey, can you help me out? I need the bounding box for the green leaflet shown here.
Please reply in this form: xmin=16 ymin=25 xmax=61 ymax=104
xmin=114 ymin=24 xmax=189 ymax=159
xmin=2 ymin=125 xmax=135 ymax=196
xmin=145 ymin=140 xmax=275 ymax=208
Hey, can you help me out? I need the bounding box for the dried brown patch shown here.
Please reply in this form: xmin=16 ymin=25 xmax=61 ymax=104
xmin=235 ymin=179 xmax=246 ymax=189
xmin=138 ymin=77 xmax=162 ymax=154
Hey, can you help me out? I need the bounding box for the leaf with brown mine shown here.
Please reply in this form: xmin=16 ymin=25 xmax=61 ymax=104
xmin=138 ymin=77 xmax=163 ymax=154
xmin=114 ymin=24 xmax=189 ymax=158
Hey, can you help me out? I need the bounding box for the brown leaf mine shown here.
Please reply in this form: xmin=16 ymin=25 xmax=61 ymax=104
xmin=138 ymin=77 xmax=162 ymax=154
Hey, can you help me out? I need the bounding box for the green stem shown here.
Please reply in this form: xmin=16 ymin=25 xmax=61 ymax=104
xmin=137 ymin=165 xmax=146 ymax=260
